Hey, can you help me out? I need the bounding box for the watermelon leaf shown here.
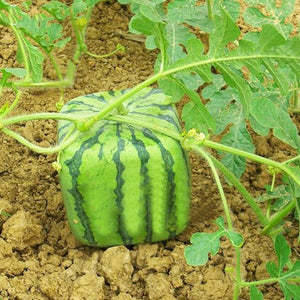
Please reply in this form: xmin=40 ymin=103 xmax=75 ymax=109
xmin=250 ymin=286 xmax=264 ymax=300
xmin=184 ymin=217 xmax=244 ymax=266
xmin=266 ymin=235 xmax=300 ymax=300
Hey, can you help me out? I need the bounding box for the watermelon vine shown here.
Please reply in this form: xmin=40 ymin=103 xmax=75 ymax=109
xmin=0 ymin=0 xmax=300 ymax=299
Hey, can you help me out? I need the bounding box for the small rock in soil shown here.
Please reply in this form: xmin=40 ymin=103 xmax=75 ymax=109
xmin=1 ymin=210 xmax=45 ymax=250
xmin=145 ymin=273 xmax=175 ymax=300
xmin=70 ymin=273 xmax=105 ymax=300
xmin=101 ymin=246 xmax=134 ymax=292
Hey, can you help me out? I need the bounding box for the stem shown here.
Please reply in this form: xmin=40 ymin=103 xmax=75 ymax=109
xmin=8 ymin=12 xmax=30 ymax=81
xmin=80 ymin=52 xmax=299 ymax=131
xmin=267 ymin=173 xmax=277 ymax=218
xmin=85 ymin=44 xmax=125 ymax=59
xmin=284 ymin=154 xmax=300 ymax=165
xmin=48 ymin=51 xmax=63 ymax=81
xmin=106 ymin=115 xmax=182 ymax=141
xmin=78 ymin=72 xmax=163 ymax=130
xmin=233 ymin=249 xmax=241 ymax=300
xmin=2 ymin=112 xmax=80 ymax=126
xmin=15 ymin=79 xmax=73 ymax=88
xmin=192 ymin=146 xmax=233 ymax=230
xmin=211 ymin=157 xmax=268 ymax=226
xmin=192 ymin=146 xmax=243 ymax=298
xmin=239 ymin=277 xmax=278 ymax=287
xmin=0 ymin=90 xmax=21 ymax=119
xmin=262 ymin=199 xmax=296 ymax=235
xmin=202 ymin=140 xmax=300 ymax=187
xmin=1 ymin=126 xmax=80 ymax=154
xmin=207 ymin=0 xmax=214 ymax=21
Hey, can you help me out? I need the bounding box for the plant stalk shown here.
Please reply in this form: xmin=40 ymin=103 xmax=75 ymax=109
xmin=202 ymin=140 xmax=300 ymax=188
xmin=262 ymin=199 xmax=296 ymax=235
xmin=211 ymin=157 xmax=268 ymax=227
xmin=207 ymin=0 xmax=214 ymax=21
xmin=1 ymin=126 xmax=80 ymax=154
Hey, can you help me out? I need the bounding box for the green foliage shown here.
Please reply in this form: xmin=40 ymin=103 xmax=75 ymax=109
xmin=0 ymin=0 xmax=105 ymax=87
xmin=267 ymin=235 xmax=300 ymax=299
xmin=184 ymin=217 xmax=244 ymax=266
xmin=250 ymin=286 xmax=263 ymax=300
xmin=122 ymin=0 xmax=300 ymax=178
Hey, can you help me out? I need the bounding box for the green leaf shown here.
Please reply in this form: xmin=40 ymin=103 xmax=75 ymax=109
xmin=43 ymin=1 xmax=70 ymax=20
xmin=273 ymin=111 xmax=300 ymax=150
xmin=205 ymin=87 xmax=237 ymax=134
xmin=130 ymin=14 xmax=166 ymax=50
xmin=259 ymin=24 xmax=286 ymax=53
xmin=250 ymin=286 xmax=263 ymax=300
xmin=184 ymin=216 xmax=244 ymax=266
xmin=215 ymin=217 xmax=244 ymax=247
xmin=169 ymin=38 xmax=212 ymax=82
xmin=221 ymin=124 xmax=254 ymax=178
xmin=71 ymin=0 xmax=87 ymax=17
xmin=86 ymin=0 xmax=102 ymax=8
xmin=280 ymin=261 xmax=300 ymax=300
xmin=244 ymin=0 xmax=295 ymax=37
xmin=139 ymin=3 xmax=164 ymax=23
xmin=250 ymin=97 xmax=278 ymax=129
xmin=215 ymin=63 xmax=251 ymax=117
xmin=22 ymin=1 xmax=32 ymax=10
xmin=266 ymin=235 xmax=300 ymax=300
xmin=219 ymin=0 xmax=240 ymax=22
xmin=275 ymin=234 xmax=291 ymax=273
xmin=184 ymin=232 xmax=221 ymax=266
xmin=0 ymin=0 xmax=10 ymax=10
xmin=213 ymin=98 xmax=254 ymax=178
xmin=209 ymin=7 xmax=240 ymax=56
xmin=22 ymin=38 xmax=44 ymax=82
xmin=165 ymin=23 xmax=196 ymax=63
xmin=167 ymin=0 xmax=213 ymax=31
xmin=0 ymin=68 xmax=27 ymax=79
xmin=158 ymin=72 xmax=204 ymax=102
xmin=182 ymin=95 xmax=216 ymax=134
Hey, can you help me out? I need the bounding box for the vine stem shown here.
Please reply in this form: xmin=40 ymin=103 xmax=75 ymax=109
xmin=207 ymin=0 xmax=214 ymax=21
xmin=188 ymin=145 xmax=242 ymax=299
xmin=1 ymin=126 xmax=80 ymax=154
xmin=2 ymin=112 xmax=80 ymax=126
xmin=0 ymin=90 xmax=21 ymax=120
xmin=210 ymin=157 xmax=268 ymax=227
xmin=8 ymin=11 xmax=30 ymax=81
xmin=262 ymin=199 xmax=296 ymax=235
xmin=191 ymin=146 xmax=233 ymax=230
xmin=202 ymin=139 xmax=300 ymax=187
xmin=78 ymin=52 xmax=299 ymax=131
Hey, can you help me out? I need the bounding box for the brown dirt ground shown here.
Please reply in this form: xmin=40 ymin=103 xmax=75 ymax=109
xmin=0 ymin=1 xmax=300 ymax=299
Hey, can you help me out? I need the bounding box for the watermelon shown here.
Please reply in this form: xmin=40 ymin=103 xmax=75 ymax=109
xmin=58 ymin=87 xmax=190 ymax=247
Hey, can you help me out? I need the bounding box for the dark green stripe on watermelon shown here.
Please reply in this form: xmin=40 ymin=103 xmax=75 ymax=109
xmin=113 ymin=124 xmax=133 ymax=245
xmin=65 ymin=126 xmax=108 ymax=246
xmin=128 ymin=125 xmax=152 ymax=242
xmin=142 ymin=128 xmax=177 ymax=238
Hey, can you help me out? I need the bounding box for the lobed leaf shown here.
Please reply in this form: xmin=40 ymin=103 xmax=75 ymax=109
xmin=208 ymin=7 xmax=240 ymax=57
xmin=0 ymin=68 xmax=26 ymax=79
xmin=266 ymin=235 xmax=300 ymax=300
xmin=21 ymin=38 xmax=44 ymax=82
xmin=185 ymin=216 xmax=244 ymax=266
xmin=42 ymin=1 xmax=70 ymax=21
xmin=250 ymin=286 xmax=264 ymax=300
xmin=181 ymin=92 xmax=216 ymax=134
xmin=184 ymin=232 xmax=221 ymax=266
xmin=244 ymin=0 xmax=296 ymax=37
